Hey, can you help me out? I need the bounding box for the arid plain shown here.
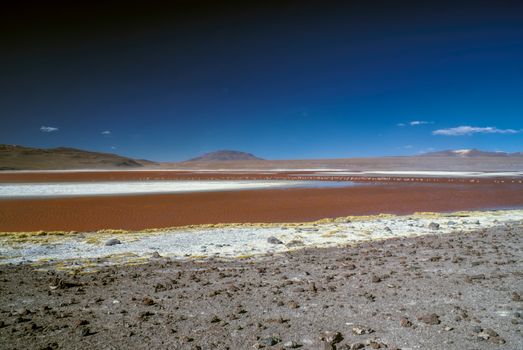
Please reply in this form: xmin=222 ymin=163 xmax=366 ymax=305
xmin=1 ymin=152 xmax=523 ymax=350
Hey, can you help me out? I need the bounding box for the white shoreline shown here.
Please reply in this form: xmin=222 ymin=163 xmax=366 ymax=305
xmin=1 ymin=210 xmax=522 ymax=268
xmin=0 ymin=180 xmax=355 ymax=198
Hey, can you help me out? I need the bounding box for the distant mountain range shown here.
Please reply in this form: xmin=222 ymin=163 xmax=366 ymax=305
xmin=1 ymin=144 xmax=522 ymax=170
xmin=0 ymin=144 xmax=156 ymax=170
xmin=185 ymin=150 xmax=263 ymax=162
xmin=0 ymin=145 xmax=264 ymax=170
xmin=420 ymin=149 xmax=523 ymax=157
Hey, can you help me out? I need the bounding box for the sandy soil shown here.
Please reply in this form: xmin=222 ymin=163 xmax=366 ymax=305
xmin=1 ymin=182 xmax=523 ymax=232
xmin=1 ymin=223 xmax=522 ymax=349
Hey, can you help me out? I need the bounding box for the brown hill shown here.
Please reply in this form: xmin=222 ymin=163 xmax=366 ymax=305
xmin=186 ymin=150 xmax=263 ymax=162
xmin=0 ymin=144 xmax=156 ymax=170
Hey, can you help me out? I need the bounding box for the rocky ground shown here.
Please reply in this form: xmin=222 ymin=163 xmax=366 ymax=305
xmin=1 ymin=223 xmax=522 ymax=350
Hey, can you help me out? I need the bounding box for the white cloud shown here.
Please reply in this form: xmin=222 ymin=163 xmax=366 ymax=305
xmin=40 ymin=126 xmax=59 ymax=132
xmin=410 ymin=120 xmax=431 ymax=126
xmin=397 ymin=121 xmax=432 ymax=127
xmin=101 ymin=130 xmax=111 ymax=135
xmin=433 ymin=126 xmax=519 ymax=136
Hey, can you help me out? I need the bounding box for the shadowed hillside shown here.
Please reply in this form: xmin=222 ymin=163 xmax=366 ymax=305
xmin=0 ymin=145 xmax=156 ymax=170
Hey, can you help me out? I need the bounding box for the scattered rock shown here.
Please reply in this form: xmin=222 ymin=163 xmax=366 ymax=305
xmin=288 ymin=301 xmax=300 ymax=309
xmin=472 ymin=326 xmax=482 ymax=333
xmin=105 ymin=238 xmax=122 ymax=246
xmin=151 ymin=251 xmax=162 ymax=259
xmin=258 ymin=336 xmax=280 ymax=346
xmin=142 ymin=297 xmax=155 ymax=306
xmin=283 ymin=340 xmax=301 ymax=348
xmin=428 ymin=222 xmax=440 ymax=230
xmin=512 ymin=292 xmax=522 ymax=301
xmin=137 ymin=311 xmax=154 ymax=321
xmin=49 ymin=277 xmax=79 ymax=290
xmin=74 ymin=320 xmax=89 ymax=327
xmin=371 ymin=275 xmax=382 ymax=283
xmin=367 ymin=340 xmax=388 ymax=349
xmin=79 ymin=327 xmax=93 ymax=337
xmin=399 ymin=317 xmax=412 ymax=327
xmin=352 ymin=325 xmax=374 ymax=335
xmin=267 ymin=236 xmax=283 ymax=245
xmin=320 ymin=331 xmax=343 ymax=344
xmin=417 ymin=313 xmax=440 ymax=325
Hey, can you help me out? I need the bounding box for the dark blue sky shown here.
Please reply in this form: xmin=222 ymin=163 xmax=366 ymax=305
xmin=1 ymin=0 xmax=522 ymax=161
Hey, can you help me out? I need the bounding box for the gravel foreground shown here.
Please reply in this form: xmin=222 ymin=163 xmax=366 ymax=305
xmin=1 ymin=224 xmax=522 ymax=350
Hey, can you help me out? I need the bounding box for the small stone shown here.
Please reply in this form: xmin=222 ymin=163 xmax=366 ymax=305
xmin=74 ymin=320 xmax=89 ymax=327
xmin=79 ymin=327 xmax=92 ymax=337
xmin=477 ymin=331 xmax=490 ymax=340
xmin=210 ymin=315 xmax=221 ymax=323
xmin=350 ymin=343 xmax=365 ymax=350
xmin=283 ymin=340 xmax=301 ymax=348
xmin=428 ymin=222 xmax=440 ymax=230
xmin=258 ymin=336 xmax=280 ymax=346
xmin=105 ymin=238 xmax=122 ymax=246
xmin=512 ymin=292 xmax=522 ymax=301
xmin=137 ymin=311 xmax=154 ymax=321
xmin=489 ymin=336 xmax=506 ymax=344
xmin=142 ymin=297 xmax=155 ymax=306
xmin=49 ymin=277 xmax=78 ymax=290
xmin=17 ymin=308 xmax=31 ymax=316
xmin=320 ymin=331 xmax=343 ymax=344
xmin=352 ymin=325 xmax=374 ymax=335
xmin=151 ymin=251 xmax=162 ymax=258
xmin=444 ymin=326 xmax=453 ymax=331
xmin=400 ymin=317 xmax=412 ymax=327
xmin=367 ymin=341 xmax=388 ymax=349
xmin=472 ymin=326 xmax=482 ymax=333
xmin=483 ymin=328 xmax=498 ymax=337
xmin=371 ymin=275 xmax=382 ymax=283
xmin=288 ymin=301 xmax=300 ymax=309
xmin=417 ymin=313 xmax=440 ymax=325
xmin=267 ymin=236 xmax=283 ymax=244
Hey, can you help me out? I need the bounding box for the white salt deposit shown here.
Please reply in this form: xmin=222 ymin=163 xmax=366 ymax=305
xmin=312 ymin=171 xmax=523 ymax=177
xmin=0 ymin=180 xmax=351 ymax=198
xmin=1 ymin=210 xmax=521 ymax=268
